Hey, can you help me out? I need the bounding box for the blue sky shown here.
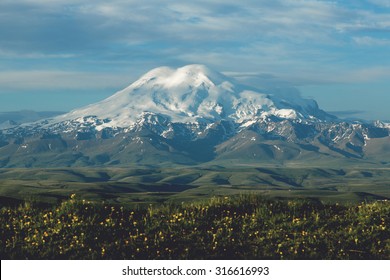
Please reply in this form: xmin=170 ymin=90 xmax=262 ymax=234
xmin=0 ymin=0 xmax=389 ymax=121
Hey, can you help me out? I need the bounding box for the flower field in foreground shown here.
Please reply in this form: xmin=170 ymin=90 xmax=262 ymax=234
xmin=1 ymin=195 xmax=389 ymax=259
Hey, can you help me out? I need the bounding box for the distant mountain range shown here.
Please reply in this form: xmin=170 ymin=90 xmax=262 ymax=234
xmin=0 ymin=65 xmax=389 ymax=168
xmin=0 ymin=110 xmax=64 ymax=129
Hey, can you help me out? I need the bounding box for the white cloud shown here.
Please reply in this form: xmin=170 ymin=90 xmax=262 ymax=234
xmin=1 ymin=1 xmax=387 ymax=48
xmin=0 ymin=70 xmax=133 ymax=90
xmin=0 ymin=0 xmax=390 ymax=88
xmin=353 ymin=36 xmax=390 ymax=46
xmin=343 ymin=67 xmax=390 ymax=82
xmin=0 ymin=0 xmax=371 ymax=48
xmin=0 ymin=48 xmax=76 ymax=59
xmin=367 ymin=0 xmax=390 ymax=7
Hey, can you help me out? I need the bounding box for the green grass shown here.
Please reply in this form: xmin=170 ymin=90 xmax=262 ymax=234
xmin=1 ymin=194 xmax=389 ymax=259
xmin=0 ymin=167 xmax=389 ymax=205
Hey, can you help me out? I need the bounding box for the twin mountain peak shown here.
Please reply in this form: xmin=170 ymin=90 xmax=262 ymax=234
xmin=53 ymin=64 xmax=331 ymax=129
xmin=0 ymin=64 xmax=389 ymax=167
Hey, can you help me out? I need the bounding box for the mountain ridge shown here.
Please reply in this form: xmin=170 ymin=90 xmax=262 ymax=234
xmin=49 ymin=64 xmax=334 ymax=130
xmin=0 ymin=65 xmax=389 ymax=168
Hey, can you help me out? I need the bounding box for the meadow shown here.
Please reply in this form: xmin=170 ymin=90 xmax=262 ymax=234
xmin=1 ymin=194 xmax=389 ymax=259
xmin=0 ymin=167 xmax=389 ymax=206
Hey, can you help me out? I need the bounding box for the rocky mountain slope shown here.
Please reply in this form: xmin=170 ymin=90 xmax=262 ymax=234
xmin=0 ymin=65 xmax=389 ymax=167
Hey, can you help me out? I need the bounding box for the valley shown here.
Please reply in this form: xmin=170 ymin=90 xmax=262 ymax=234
xmin=1 ymin=166 xmax=389 ymax=206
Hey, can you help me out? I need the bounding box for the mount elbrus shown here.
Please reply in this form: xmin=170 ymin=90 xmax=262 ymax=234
xmin=1 ymin=65 xmax=389 ymax=167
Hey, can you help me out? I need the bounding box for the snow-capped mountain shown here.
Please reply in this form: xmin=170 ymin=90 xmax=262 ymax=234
xmin=0 ymin=65 xmax=389 ymax=167
xmin=50 ymin=64 xmax=332 ymax=130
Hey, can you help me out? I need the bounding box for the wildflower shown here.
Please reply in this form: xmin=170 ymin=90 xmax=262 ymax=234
xmin=292 ymin=217 xmax=300 ymax=224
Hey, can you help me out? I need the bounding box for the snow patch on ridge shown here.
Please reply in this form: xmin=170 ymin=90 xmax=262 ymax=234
xmin=48 ymin=64 xmax=327 ymax=130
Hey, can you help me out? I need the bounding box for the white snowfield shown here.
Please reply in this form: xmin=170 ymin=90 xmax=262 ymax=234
xmin=52 ymin=64 xmax=324 ymax=130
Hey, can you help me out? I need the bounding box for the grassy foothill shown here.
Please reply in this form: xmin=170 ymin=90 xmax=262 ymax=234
xmin=0 ymin=194 xmax=389 ymax=259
